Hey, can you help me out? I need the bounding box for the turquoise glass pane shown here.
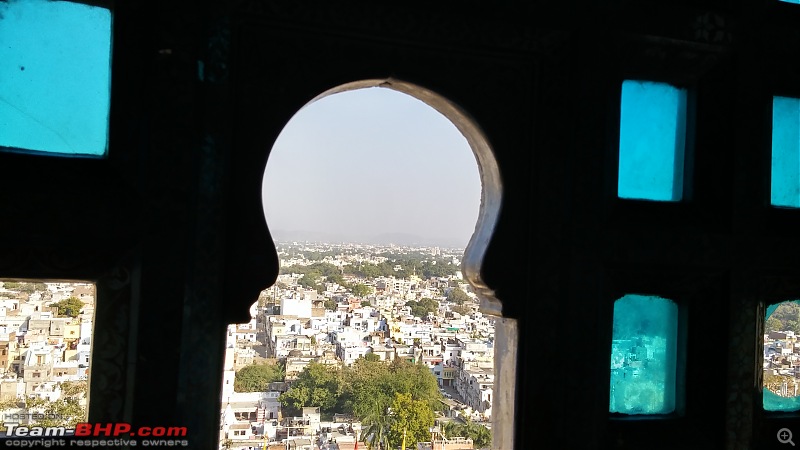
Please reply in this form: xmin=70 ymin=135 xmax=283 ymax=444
xmin=618 ymin=80 xmax=687 ymax=201
xmin=610 ymin=294 xmax=678 ymax=415
xmin=771 ymin=97 xmax=800 ymax=208
xmin=779 ymin=0 xmax=800 ymax=4
xmin=0 ymin=0 xmax=112 ymax=157
xmin=763 ymin=300 xmax=800 ymax=411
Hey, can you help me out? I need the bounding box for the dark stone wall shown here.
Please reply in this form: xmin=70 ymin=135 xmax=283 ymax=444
xmin=2 ymin=1 xmax=800 ymax=448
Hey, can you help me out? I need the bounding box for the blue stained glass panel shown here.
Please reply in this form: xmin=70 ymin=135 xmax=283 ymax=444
xmin=0 ymin=0 xmax=112 ymax=157
xmin=618 ymin=80 xmax=687 ymax=201
xmin=610 ymin=294 xmax=678 ymax=415
xmin=771 ymin=96 xmax=800 ymax=208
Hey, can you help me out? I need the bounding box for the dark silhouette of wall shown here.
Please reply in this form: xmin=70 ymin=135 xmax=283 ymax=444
xmin=1 ymin=1 xmax=798 ymax=449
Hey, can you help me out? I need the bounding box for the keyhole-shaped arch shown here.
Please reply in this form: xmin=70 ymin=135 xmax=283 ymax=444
xmin=271 ymin=78 xmax=504 ymax=315
xmin=257 ymin=78 xmax=515 ymax=449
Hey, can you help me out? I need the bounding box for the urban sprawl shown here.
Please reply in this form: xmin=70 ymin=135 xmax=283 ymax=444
xmin=0 ymin=242 xmax=494 ymax=450
xmin=0 ymin=282 xmax=92 ymax=428
xmin=220 ymin=242 xmax=494 ymax=450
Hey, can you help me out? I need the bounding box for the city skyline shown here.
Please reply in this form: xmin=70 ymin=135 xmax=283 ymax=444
xmin=261 ymin=87 xmax=482 ymax=249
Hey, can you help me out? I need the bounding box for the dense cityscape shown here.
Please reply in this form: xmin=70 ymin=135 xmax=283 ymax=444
xmin=219 ymin=242 xmax=494 ymax=450
xmin=0 ymin=281 xmax=92 ymax=428
xmin=0 ymin=241 xmax=494 ymax=450
xmin=2 ymin=248 xmax=800 ymax=447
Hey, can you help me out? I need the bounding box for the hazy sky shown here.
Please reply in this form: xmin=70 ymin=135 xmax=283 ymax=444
xmin=262 ymin=87 xmax=481 ymax=248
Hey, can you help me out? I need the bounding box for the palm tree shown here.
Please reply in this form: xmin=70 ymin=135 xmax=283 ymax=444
xmin=441 ymin=420 xmax=460 ymax=439
xmin=445 ymin=417 xmax=492 ymax=449
xmin=467 ymin=421 xmax=492 ymax=449
xmin=360 ymin=408 xmax=392 ymax=450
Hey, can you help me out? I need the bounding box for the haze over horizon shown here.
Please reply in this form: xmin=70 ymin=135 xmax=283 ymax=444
xmin=262 ymin=87 xmax=482 ymax=250
xmin=268 ymin=228 xmax=469 ymax=249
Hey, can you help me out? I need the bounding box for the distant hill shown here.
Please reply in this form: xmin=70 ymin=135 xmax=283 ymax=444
xmin=269 ymin=229 xmax=350 ymax=244
xmin=366 ymin=232 xmax=467 ymax=248
xmin=270 ymin=229 xmax=467 ymax=248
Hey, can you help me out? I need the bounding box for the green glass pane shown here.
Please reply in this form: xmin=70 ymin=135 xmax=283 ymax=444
xmin=610 ymin=294 xmax=678 ymax=415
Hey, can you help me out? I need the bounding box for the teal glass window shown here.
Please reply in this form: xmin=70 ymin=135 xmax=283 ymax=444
xmin=771 ymin=96 xmax=800 ymax=208
xmin=0 ymin=0 xmax=112 ymax=157
xmin=763 ymin=300 xmax=800 ymax=412
xmin=610 ymin=294 xmax=679 ymax=415
xmin=779 ymin=0 xmax=800 ymax=4
xmin=618 ymin=80 xmax=687 ymax=202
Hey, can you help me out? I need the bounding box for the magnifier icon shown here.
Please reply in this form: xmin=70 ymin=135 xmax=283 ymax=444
xmin=778 ymin=428 xmax=795 ymax=446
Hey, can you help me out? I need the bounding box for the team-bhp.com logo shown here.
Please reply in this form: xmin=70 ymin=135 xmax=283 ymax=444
xmin=3 ymin=423 xmax=189 ymax=447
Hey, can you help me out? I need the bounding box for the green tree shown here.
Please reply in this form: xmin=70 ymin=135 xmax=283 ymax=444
xmin=5 ymin=282 xmax=48 ymax=293
xmin=60 ymin=380 xmax=88 ymax=398
xmin=767 ymin=312 xmax=785 ymax=333
xmin=298 ymin=273 xmax=322 ymax=292
xmin=32 ymin=395 xmax=86 ymax=428
xmin=405 ymin=298 xmax=438 ymax=318
xmin=312 ymin=262 xmax=342 ymax=278
xmin=324 ymin=298 xmax=337 ymax=310
xmin=463 ymin=419 xmax=492 ymax=448
xmin=386 ymin=392 xmax=434 ymax=449
xmin=768 ymin=301 xmax=800 ymax=334
xmin=359 ymin=264 xmax=381 ymax=279
xmin=281 ymin=263 xmax=345 ymax=293
xmin=234 ymin=362 xmax=285 ymax=392
xmin=280 ymin=362 xmax=342 ymax=416
xmin=1 ymin=282 xmax=22 ymax=290
xmin=451 ymin=304 xmax=472 ymax=316
xmin=442 ymin=420 xmax=462 ymax=439
xmin=51 ymin=297 xmax=84 ymax=317
xmin=0 ymin=380 xmax=88 ymax=428
xmin=340 ymin=358 xmax=393 ymax=419
xmin=377 ymin=262 xmax=395 ymax=278
xmin=785 ymin=319 xmax=800 ymax=335
xmin=351 ymin=283 xmax=372 ymax=298
xmin=340 ymin=358 xmax=442 ymax=419
xmin=447 ymin=287 xmax=470 ymax=305
xmin=420 ymin=261 xmax=459 ymax=278
xmin=441 ymin=419 xmax=491 ymax=448
xmin=327 ymin=273 xmax=346 ymax=286
xmin=765 ymin=373 xmax=798 ymax=395
xmin=360 ymin=404 xmax=393 ymax=450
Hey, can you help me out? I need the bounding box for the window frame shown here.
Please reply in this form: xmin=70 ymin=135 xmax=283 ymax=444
xmin=606 ymin=75 xmax=698 ymax=216
xmin=608 ymin=293 xmax=681 ymax=416
xmin=758 ymin=281 xmax=800 ymax=436
xmin=759 ymin=73 xmax=800 ymax=235
xmin=616 ymin=79 xmax=690 ymax=203
xmin=604 ymin=266 xmax=726 ymax=449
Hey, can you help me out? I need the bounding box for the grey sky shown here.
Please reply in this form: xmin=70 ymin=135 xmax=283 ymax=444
xmin=261 ymin=87 xmax=481 ymax=248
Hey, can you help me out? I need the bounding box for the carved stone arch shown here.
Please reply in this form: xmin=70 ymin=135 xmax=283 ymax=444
xmin=231 ymin=7 xmax=539 ymax=325
xmin=260 ymin=78 xmax=516 ymax=450
xmin=298 ymin=78 xmax=504 ymax=315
